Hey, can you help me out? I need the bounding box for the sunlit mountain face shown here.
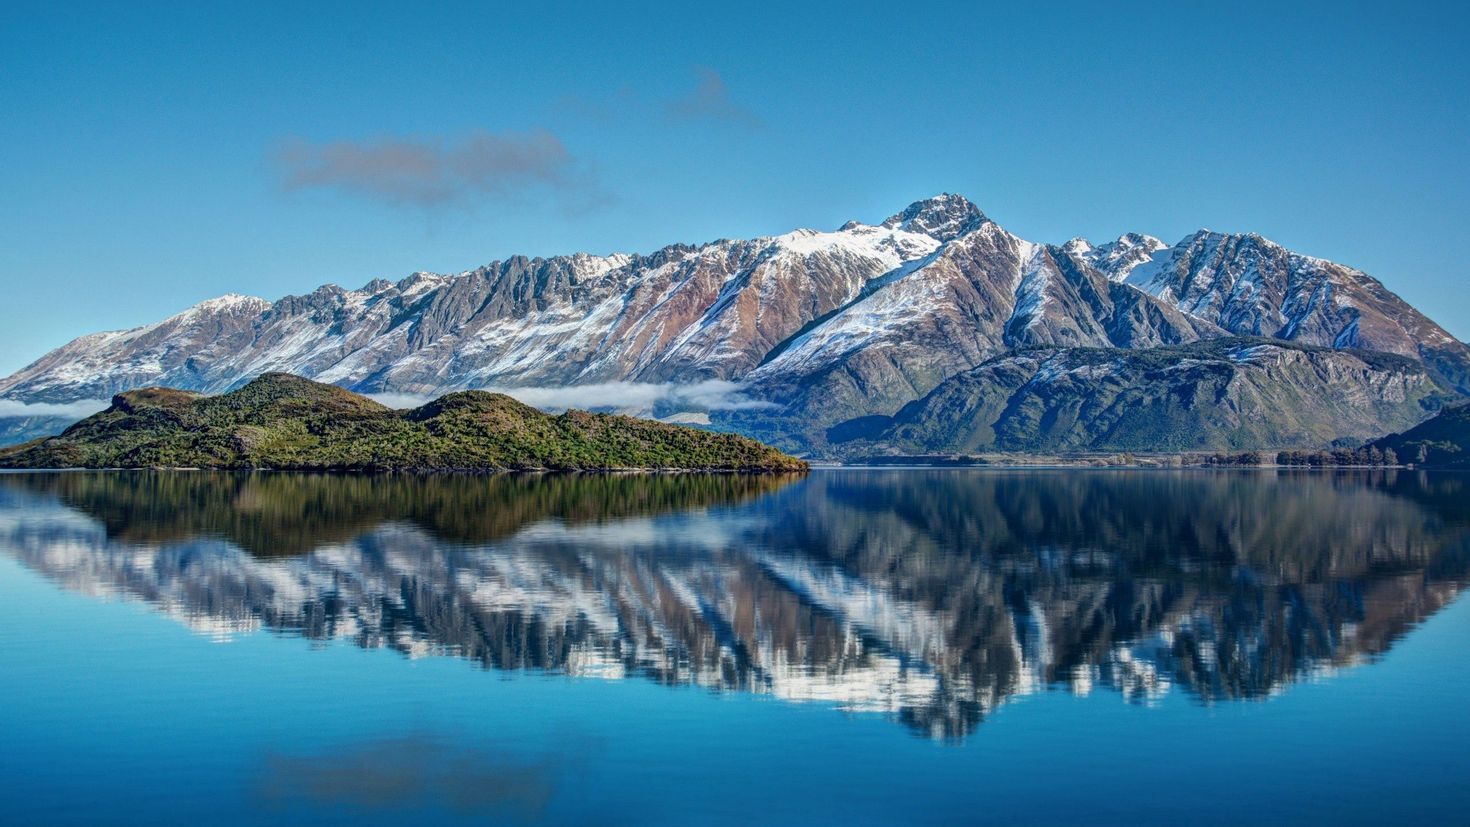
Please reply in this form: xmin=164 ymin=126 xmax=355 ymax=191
xmin=1 ymin=469 xmax=1466 ymax=740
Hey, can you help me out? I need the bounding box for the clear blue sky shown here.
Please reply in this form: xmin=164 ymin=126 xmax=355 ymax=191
xmin=3 ymin=0 xmax=1468 ymax=377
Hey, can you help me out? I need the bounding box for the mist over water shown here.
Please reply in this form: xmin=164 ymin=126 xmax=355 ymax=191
xmin=1 ymin=469 xmax=1468 ymax=824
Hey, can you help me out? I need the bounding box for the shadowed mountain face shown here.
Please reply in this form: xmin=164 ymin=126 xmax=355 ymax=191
xmin=830 ymin=338 xmax=1444 ymax=453
xmin=1 ymin=470 xmax=1466 ymax=740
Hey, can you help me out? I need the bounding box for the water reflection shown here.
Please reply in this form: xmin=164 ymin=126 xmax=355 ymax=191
xmin=1 ymin=469 xmax=1466 ymax=740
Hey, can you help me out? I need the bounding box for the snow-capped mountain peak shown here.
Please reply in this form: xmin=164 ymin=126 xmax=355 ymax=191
xmin=188 ymin=293 xmax=273 ymax=312
xmin=167 ymin=293 xmax=274 ymax=323
xmin=1061 ymin=237 xmax=1094 ymax=256
xmin=880 ymin=193 xmax=987 ymax=241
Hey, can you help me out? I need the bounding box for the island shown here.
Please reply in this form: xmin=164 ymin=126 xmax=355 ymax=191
xmin=0 ymin=373 xmax=809 ymax=473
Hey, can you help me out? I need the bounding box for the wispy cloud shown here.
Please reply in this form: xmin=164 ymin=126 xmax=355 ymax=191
xmin=273 ymin=128 xmax=609 ymax=210
xmin=665 ymin=67 xmax=762 ymax=128
xmin=495 ymin=380 xmax=775 ymax=412
xmin=0 ymin=398 xmax=110 ymax=420
xmin=366 ymin=381 xmax=775 ymax=414
xmin=363 ymin=392 xmax=438 ymax=410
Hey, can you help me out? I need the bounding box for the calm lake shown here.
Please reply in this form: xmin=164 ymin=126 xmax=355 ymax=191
xmin=1 ymin=468 xmax=1467 ymax=825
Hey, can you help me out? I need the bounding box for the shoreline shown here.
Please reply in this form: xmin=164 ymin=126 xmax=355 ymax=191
xmin=2 ymin=461 xmax=1454 ymax=474
xmin=0 ymin=465 xmax=810 ymax=475
xmin=809 ymin=452 xmax=1426 ymax=470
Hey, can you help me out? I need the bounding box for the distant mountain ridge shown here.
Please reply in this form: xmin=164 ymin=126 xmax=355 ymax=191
xmin=2 ymin=194 xmax=1466 ymax=454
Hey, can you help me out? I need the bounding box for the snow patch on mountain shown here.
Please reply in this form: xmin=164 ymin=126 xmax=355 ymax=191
xmin=1007 ymin=242 xmax=1050 ymax=332
xmin=750 ymin=257 xmax=956 ymax=376
xmin=769 ymin=223 xmax=936 ymax=264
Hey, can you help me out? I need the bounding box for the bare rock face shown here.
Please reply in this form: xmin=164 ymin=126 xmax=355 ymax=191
xmin=2 ymin=194 xmax=1467 ymax=453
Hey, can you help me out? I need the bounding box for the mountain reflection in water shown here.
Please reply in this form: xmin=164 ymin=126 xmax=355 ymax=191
xmin=1 ymin=469 xmax=1466 ymax=740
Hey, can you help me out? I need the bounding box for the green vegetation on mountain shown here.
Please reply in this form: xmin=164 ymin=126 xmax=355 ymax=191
xmin=0 ymin=373 xmax=808 ymax=472
xmin=1368 ymin=403 xmax=1470 ymax=468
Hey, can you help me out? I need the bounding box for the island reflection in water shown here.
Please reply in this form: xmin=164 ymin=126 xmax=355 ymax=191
xmin=1 ymin=469 xmax=1466 ymax=740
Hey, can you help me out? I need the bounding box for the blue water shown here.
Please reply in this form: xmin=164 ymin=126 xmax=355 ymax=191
xmin=1 ymin=469 xmax=1467 ymax=825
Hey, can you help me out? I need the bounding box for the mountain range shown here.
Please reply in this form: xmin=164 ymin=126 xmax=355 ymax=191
xmin=3 ymin=194 xmax=1466 ymax=455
